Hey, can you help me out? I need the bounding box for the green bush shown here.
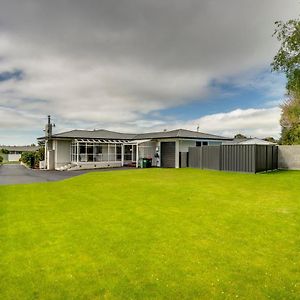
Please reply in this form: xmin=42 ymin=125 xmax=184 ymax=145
xmin=0 ymin=155 xmax=3 ymax=163
xmin=0 ymin=149 xmax=9 ymax=155
xmin=20 ymin=148 xmax=44 ymax=168
xmin=20 ymin=152 xmax=36 ymax=168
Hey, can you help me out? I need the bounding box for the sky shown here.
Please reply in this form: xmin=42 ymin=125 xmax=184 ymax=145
xmin=0 ymin=0 xmax=299 ymax=145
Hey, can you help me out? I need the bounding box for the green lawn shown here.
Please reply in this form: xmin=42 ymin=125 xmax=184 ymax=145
xmin=1 ymin=169 xmax=300 ymax=299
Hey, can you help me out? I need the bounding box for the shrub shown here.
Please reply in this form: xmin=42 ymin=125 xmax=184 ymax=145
xmin=20 ymin=152 xmax=36 ymax=168
xmin=0 ymin=149 xmax=9 ymax=155
xmin=0 ymin=155 xmax=3 ymax=163
xmin=20 ymin=148 xmax=45 ymax=168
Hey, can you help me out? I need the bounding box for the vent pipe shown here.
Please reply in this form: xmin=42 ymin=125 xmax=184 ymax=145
xmin=45 ymin=115 xmax=55 ymax=137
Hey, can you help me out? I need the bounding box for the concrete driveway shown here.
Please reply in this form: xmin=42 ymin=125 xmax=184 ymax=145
xmin=0 ymin=164 xmax=130 ymax=185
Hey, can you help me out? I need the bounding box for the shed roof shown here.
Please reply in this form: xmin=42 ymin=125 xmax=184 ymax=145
xmin=223 ymin=138 xmax=276 ymax=145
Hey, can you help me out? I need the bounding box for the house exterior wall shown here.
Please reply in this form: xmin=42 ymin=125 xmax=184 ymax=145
xmin=157 ymin=139 xmax=180 ymax=168
xmin=138 ymin=141 xmax=157 ymax=166
xmin=179 ymin=140 xmax=222 ymax=152
xmin=8 ymin=154 xmax=21 ymax=161
xmin=72 ymin=161 xmax=122 ymax=170
xmin=278 ymin=145 xmax=300 ymax=170
xmin=47 ymin=150 xmax=55 ymax=170
xmin=160 ymin=141 xmax=176 ymax=168
xmin=54 ymin=140 xmax=72 ymax=169
xmin=209 ymin=141 xmax=223 ymax=146
xmin=179 ymin=140 xmax=196 ymax=152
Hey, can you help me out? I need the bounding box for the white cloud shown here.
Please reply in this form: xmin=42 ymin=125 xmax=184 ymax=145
xmin=84 ymin=107 xmax=282 ymax=139
xmin=0 ymin=0 xmax=298 ymax=143
xmin=176 ymin=107 xmax=281 ymax=138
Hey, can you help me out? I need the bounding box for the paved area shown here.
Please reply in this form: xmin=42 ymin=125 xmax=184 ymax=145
xmin=0 ymin=164 xmax=132 ymax=185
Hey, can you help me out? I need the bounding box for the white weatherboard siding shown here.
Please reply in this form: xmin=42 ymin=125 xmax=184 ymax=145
xmin=138 ymin=141 xmax=157 ymax=166
xmin=209 ymin=141 xmax=223 ymax=146
xmin=73 ymin=161 xmax=122 ymax=170
xmin=54 ymin=140 xmax=72 ymax=169
xmin=179 ymin=140 xmax=196 ymax=152
xmin=179 ymin=140 xmax=222 ymax=152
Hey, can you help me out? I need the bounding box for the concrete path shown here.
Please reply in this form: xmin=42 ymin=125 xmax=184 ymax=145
xmin=0 ymin=164 xmax=132 ymax=185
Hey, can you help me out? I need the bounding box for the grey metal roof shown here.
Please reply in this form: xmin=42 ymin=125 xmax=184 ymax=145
xmin=0 ymin=145 xmax=40 ymax=152
xmin=47 ymin=129 xmax=136 ymax=140
xmin=39 ymin=128 xmax=231 ymax=141
xmin=134 ymin=129 xmax=230 ymax=140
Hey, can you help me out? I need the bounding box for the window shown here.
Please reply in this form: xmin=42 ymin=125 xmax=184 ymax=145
xmin=203 ymin=141 xmax=208 ymax=146
xmin=79 ymin=143 xmax=87 ymax=162
xmin=94 ymin=145 xmax=102 ymax=162
xmin=71 ymin=141 xmax=123 ymax=163
xmin=196 ymin=142 xmax=202 ymax=147
xmin=87 ymin=144 xmax=93 ymax=162
xmin=71 ymin=143 xmax=77 ymax=161
xmin=116 ymin=145 xmax=122 ymax=161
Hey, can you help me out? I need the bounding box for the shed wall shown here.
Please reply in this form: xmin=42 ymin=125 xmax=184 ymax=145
xmin=188 ymin=145 xmax=278 ymax=173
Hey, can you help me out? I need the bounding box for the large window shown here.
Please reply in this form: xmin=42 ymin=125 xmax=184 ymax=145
xmin=87 ymin=144 xmax=93 ymax=162
xmin=94 ymin=145 xmax=102 ymax=162
xmin=71 ymin=141 xmax=122 ymax=162
xmin=79 ymin=144 xmax=87 ymax=162
xmin=116 ymin=145 xmax=122 ymax=161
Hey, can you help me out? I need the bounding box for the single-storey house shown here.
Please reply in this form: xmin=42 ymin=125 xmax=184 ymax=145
xmin=0 ymin=145 xmax=40 ymax=162
xmin=38 ymin=125 xmax=231 ymax=170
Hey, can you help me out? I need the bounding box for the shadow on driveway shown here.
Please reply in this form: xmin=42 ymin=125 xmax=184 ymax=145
xmin=0 ymin=164 xmax=134 ymax=185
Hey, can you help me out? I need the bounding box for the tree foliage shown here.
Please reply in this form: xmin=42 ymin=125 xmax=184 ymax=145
xmin=20 ymin=148 xmax=45 ymax=168
xmin=279 ymin=93 xmax=300 ymax=144
xmin=272 ymin=18 xmax=300 ymax=94
xmin=234 ymin=133 xmax=247 ymax=139
xmin=0 ymin=148 xmax=9 ymax=155
xmin=272 ymin=17 xmax=300 ymax=144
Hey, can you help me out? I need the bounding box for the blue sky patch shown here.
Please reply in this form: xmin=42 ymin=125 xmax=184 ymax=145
xmin=0 ymin=69 xmax=24 ymax=82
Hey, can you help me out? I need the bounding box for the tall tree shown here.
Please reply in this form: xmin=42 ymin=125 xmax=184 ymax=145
xmin=272 ymin=17 xmax=300 ymax=144
xmin=272 ymin=18 xmax=300 ymax=94
xmin=279 ymin=93 xmax=300 ymax=144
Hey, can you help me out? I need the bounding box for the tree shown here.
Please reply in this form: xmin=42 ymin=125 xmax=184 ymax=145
xmin=272 ymin=17 xmax=300 ymax=144
xmin=279 ymin=93 xmax=300 ymax=144
xmin=263 ymin=137 xmax=277 ymax=143
xmin=272 ymin=18 xmax=300 ymax=94
xmin=234 ymin=133 xmax=247 ymax=139
xmin=0 ymin=149 xmax=9 ymax=155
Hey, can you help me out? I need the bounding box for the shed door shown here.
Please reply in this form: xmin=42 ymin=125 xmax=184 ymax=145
xmin=161 ymin=142 xmax=175 ymax=168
